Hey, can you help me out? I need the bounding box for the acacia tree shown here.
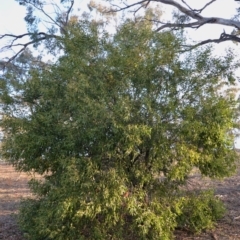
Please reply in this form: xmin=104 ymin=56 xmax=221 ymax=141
xmin=1 ymin=13 xmax=239 ymax=239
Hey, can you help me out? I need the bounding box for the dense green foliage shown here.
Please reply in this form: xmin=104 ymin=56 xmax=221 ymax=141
xmin=175 ymin=190 xmax=226 ymax=233
xmin=0 ymin=16 xmax=239 ymax=239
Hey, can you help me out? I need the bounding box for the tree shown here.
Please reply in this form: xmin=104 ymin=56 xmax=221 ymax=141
xmin=108 ymin=0 xmax=240 ymax=50
xmin=1 ymin=14 xmax=239 ymax=239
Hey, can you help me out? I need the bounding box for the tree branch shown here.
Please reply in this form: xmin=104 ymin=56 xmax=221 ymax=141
xmin=181 ymin=32 xmax=240 ymax=52
xmin=26 ymin=0 xmax=62 ymax=30
xmin=180 ymin=0 xmax=216 ymax=14
xmin=195 ymin=0 xmax=217 ymax=14
xmin=156 ymin=0 xmax=203 ymax=20
xmin=0 ymin=32 xmax=60 ymax=63
xmin=109 ymin=0 xmax=240 ymax=49
xmin=109 ymin=0 xmax=148 ymax=12
xmin=64 ymin=0 xmax=74 ymax=25
xmin=155 ymin=21 xmax=201 ymax=31
xmin=0 ymin=0 xmax=75 ymax=62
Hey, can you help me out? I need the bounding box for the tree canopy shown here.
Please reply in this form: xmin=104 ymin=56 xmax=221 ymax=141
xmin=0 ymin=11 xmax=239 ymax=239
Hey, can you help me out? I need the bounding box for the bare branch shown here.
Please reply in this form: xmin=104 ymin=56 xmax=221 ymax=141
xmin=26 ymin=1 xmax=62 ymax=30
xmin=0 ymin=32 xmax=60 ymax=63
xmin=181 ymin=0 xmax=193 ymax=11
xmin=181 ymin=0 xmax=216 ymax=14
xmin=157 ymin=0 xmax=240 ymax=29
xmin=16 ymin=0 xmax=75 ymax=35
xmin=110 ymin=0 xmax=240 ymax=49
xmin=196 ymin=0 xmax=217 ymax=14
xmin=49 ymin=0 xmax=62 ymax=14
xmin=64 ymin=0 xmax=74 ymax=25
xmin=155 ymin=21 xmax=200 ymax=31
xmin=0 ymin=0 xmax=76 ymax=62
xmin=181 ymin=32 xmax=240 ymax=52
xmin=109 ymin=0 xmax=147 ymax=12
xmin=0 ymin=33 xmax=30 ymax=42
xmin=158 ymin=0 xmax=203 ymax=20
xmin=155 ymin=0 xmax=240 ymax=31
xmin=110 ymin=0 xmax=240 ymax=29
xmin=133 ymin=4 xmax=145 ymax=15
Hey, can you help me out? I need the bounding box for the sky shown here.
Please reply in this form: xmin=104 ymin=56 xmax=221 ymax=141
xmin=0 ymin=0 xmax=27 ymax=59
xmin=1 ymin=0 xmax=240 ymax=147
xmin=0 ymin=0 xmax=26 ymax=34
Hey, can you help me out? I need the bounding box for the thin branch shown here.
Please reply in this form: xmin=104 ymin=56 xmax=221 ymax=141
xmin=157 ymin=0 xmax=203 ymax=20
xmin=0 ymin=32 xmax=58 ymax=47
xmin=109 ymin=0 xmax=147 ymax=12
xmin=127 ymin=3 xmax=150 ymax=18
xmin=7 ymin=38 xmax=44 ymax=63
xmin=132 ymin=4 xmax=145 ymax=16
xmin=157 ymin=0 xmax=240 ymax=29
xmin=49 ymin=0 xmax=62 ymax=14
xmin=181 ymin=0 xmax=193 ymax=11
xmin=146 ymin=0 xmax=240 ymax=49
xmin=0 ymin=33 xmax=30 ymax=40
xmin=0 ymin=0 xmax=76 ymax=62
xmin=155 ymin=21 xmax=200 ymax=31
xmin=196 ymin=0 xmax=216 ymax=14
xmin=27 ymin=1 xmax=62 ymax=29
xmin=64 ymin=0 xmax=74 ymax=25
xmin=181 ymin=32 xmax=240 ymax=52
xmin=110 ymin=0 xmax=240 ymax=29
xmin=144 ymin=0 xmax=151 ymax=8
xmin=0 ymin=32 xmax=60 ymax=63
xmin=181 ymin=0 xmax=217 ymax=14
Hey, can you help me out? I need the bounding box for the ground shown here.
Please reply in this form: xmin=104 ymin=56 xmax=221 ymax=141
xmin=0 ymin=161 xmax=240 ymax=240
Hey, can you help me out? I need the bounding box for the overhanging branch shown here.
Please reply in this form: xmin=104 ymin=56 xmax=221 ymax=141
xmin=0 ymin=32 xmax=60 ymax=63
xmin=108 ymin=0 xmax=240 ymax=49
xmin=1 ymin=0 xmax=75 ymax=62
xmin=181 ymin=32 xmax=240 ymax=52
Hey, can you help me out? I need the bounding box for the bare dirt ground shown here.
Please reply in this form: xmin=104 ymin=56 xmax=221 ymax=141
xmin=1 ymin=161 xmax=240 ymax=240
xmin=0 ymin=161 xmax=31 ymax=240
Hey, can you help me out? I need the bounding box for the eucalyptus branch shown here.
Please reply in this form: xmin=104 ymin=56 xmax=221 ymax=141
xmin=181 ymin=0 xmax=193 ymax=11
xmin=64 ymin=0 xmax=74 ymax=25
xmin=109 ymin=0 xmax=147 ymax=12
xmin=109 ymin=0 xmax=240 ymax=49
xmin=155 ymin=21 xmax=200 ymax=31
xmin=0 ymin=32 xmax=60 ymax=63
xmin=181 ymin=32 xmax=240 ymax=52
xmin=181 ymin=0 xmax=216 ymax=14
xmin=0 ymin=0 xmax=75 ymax=62
xmin=26 ymin=0 xmax=62 ymax=29
xmin=196 ymin=0 xmax=216 ymax=13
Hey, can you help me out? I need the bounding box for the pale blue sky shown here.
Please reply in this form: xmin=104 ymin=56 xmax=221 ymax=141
xmin=0 ymin=0 xmax=26 ymax=34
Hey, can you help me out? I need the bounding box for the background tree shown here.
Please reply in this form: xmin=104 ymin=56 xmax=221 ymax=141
xmin=1 ymin=14 xmax=239 ymax=239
